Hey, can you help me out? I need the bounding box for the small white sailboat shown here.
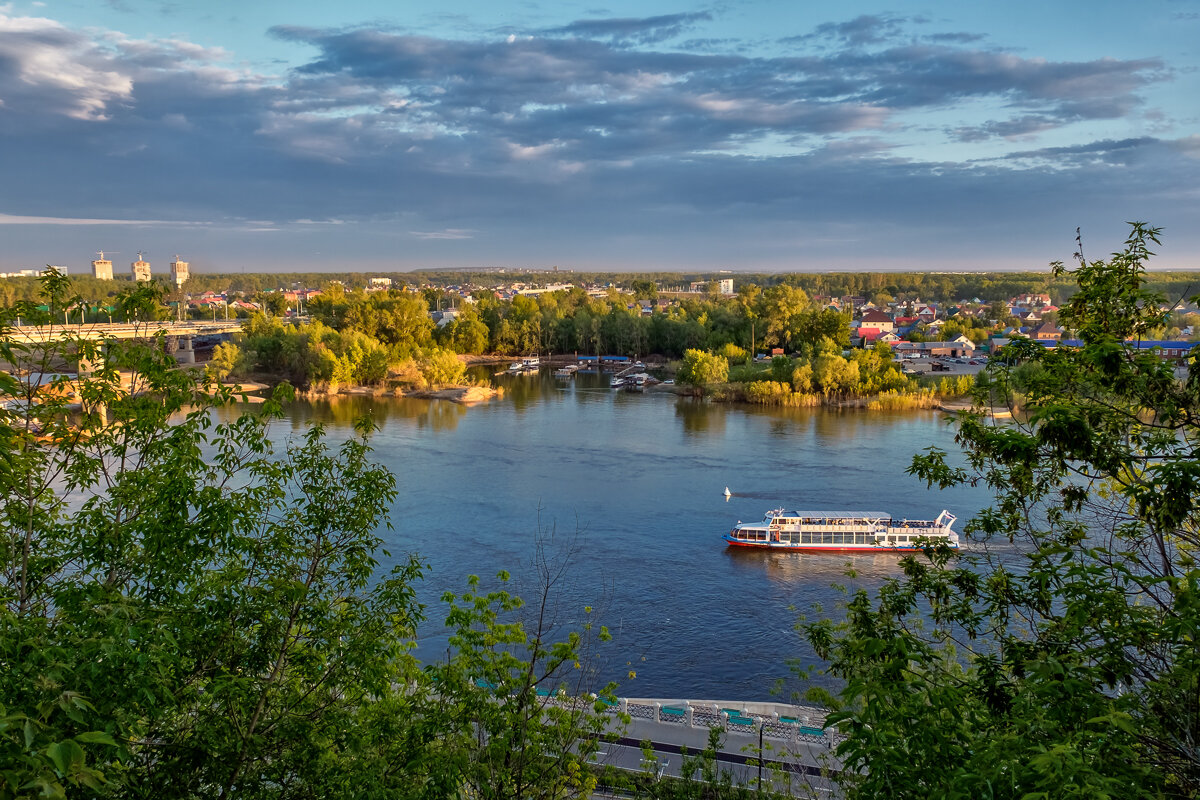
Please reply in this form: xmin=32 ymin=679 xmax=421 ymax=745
xmin=723 ymin=487 xmax=732 ymax=498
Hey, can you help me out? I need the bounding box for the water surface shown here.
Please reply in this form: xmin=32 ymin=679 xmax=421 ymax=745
xmin=275 ymin=368 xmax=993 ymax=701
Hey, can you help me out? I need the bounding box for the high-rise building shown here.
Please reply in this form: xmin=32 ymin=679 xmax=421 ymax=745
xmin=91 ymin=252 xmax=113 ymax=280
xmin=170 ymin=255 xmax=189 ymax=287
xmin=131 ymin=252 xmax=152 ymax=282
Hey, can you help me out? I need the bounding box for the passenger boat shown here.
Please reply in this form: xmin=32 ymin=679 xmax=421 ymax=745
xmin=724 ymin=509 xmax=958 ymax=552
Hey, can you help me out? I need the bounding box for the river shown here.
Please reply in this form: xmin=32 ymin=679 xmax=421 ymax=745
xmin=274 ymin=367 xmax=995 ymax=702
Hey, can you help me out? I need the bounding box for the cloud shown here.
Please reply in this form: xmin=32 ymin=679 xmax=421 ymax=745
xmin=0 ymin=11 xmax=1195 ymax=272
xmin=784 ymin=14 xmax=926 ymax=48
xmin=409 ymin=229 xmax=475 ymax=240
xmin=0 ymin=12 xmax=133 ymax=120
xmin=545 ymin=12 xmax=712 ymax=45
xmin=0 ymin=212 xmax=207 ymax=226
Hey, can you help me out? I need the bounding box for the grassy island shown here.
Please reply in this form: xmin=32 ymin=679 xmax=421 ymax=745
xmin=673 ymin=343 xmax=976 ymax=410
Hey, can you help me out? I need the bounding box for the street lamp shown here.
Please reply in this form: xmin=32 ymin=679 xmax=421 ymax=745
xmin=758 ymin=721 xmax=764 ymax=793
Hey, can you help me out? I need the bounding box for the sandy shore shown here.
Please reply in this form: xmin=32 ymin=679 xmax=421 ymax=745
xmin=403 ymin=386 xmax=500 ymax=404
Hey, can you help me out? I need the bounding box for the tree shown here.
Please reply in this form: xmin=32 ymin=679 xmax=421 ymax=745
xmin=256 ymin=290 xmax=289 ymax=317
xmin=760 ymin=285 xmax=809 ymax=351
xmin=0 ymin=270 xmax=613 ymax=799
xmin=805 ymin=224 xmax=1198 ymax=798
xmin=677 ymin=349 xmax=728 ymax=391
xmin=1 ymin=276 xmax=433 ymax=798
xmin=630 ymin=280 xmax=658 ymax=301
xmin=205 ymin=340 xmax=243 ymax=381
xmin=442 ymin=307 xmax=491 ymax=354
xmin=428 ymin=529 xmax=617 ymax=800
xmin=415 ymin=346 xmax=467 ymax=386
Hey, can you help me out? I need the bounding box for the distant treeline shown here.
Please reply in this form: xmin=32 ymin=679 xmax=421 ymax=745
xmin=4 ymin=269 xmax=1200 ymax=308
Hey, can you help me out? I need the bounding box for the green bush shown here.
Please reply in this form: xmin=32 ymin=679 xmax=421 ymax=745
xmin=414 ymin=347 xmax=467 ymax=387
xmin=719 ymin=342 xmax=749 ymax=364
xmin=743 ymin=380 xmax=793 ymax=404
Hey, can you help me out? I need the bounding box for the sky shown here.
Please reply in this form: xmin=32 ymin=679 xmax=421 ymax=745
xmin=1 ymin=0 xmax=1199 ymax=274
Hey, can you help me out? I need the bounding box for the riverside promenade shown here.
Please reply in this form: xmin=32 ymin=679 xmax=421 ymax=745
xmin=592 ymin=697 xmax=841 ymax=796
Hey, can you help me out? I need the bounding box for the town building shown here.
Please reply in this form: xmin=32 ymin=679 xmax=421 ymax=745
xmin=859 ymin=308 xmax=895 ymax=334
xmin=687 ymin=279 xmax=734 ymax=294
xmin=894 ymin=335 xmax=977 ymax=359
xmin=1032 ymin=322 xmax=1062 ymax=341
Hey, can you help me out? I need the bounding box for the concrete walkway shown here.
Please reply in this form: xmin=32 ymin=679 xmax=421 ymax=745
xmin=587 ymin=697 xmax=842 ymax=796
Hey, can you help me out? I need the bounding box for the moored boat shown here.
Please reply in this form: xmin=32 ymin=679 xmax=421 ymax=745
xmin=724 ymin=508 xmax=958 ymax=552
xmin=507 ymin=357 xmax=541 ymax=373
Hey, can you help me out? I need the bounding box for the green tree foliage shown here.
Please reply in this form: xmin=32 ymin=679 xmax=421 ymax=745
xmin=805 ymin=224 xmax=1199 ymax=798
xmin=428 ymin=532 xmax=618 ymax=800
xmin=253 ymin=290 xmax=289 ymax=317
xmin=0 ymin=271 xmax=614 ymax=799
xmin=239 ymin=314 xmax=400 ymax=388
xmin=719 ymin=343 xmax=748 ymax=364
xmin=760 ymin=285 xmax=810 ymax=351
xmin=204 ymin=341 xmax=243 ymax=381
xmin=414 ymin=346 xmax=467 ymax=387
xmin=438 ymin=307 xmax=491 ymax=354
xmin=308 ymin=289 xmax=433 ymax=355
xmin=677 ymin=349 xmax=729 ymax=390
xmin=630 ymin=279 xmax=658 ymax=300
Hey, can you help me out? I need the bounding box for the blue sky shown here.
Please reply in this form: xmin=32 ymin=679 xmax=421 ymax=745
xmin=1 ymin=0 xmax=1198 ymax=273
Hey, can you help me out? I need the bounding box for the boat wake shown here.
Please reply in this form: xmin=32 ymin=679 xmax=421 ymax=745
xmin=724 ymin=490 xmax=792 ymax=501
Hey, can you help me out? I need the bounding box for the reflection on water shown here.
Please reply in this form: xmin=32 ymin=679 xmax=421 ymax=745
xmin=724 ymin=547 xmax=909 ymax=586
xmin=288 ymin=393 xmax=468 ymax=433
xmin=247 ymin=366 xmax=990 ymax=701
xmin=675 ymin=397 xmax=726 ymax=436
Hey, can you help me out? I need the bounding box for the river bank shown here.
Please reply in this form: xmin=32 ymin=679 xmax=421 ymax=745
xmin=297 ymin=383 xmax=502 ymax=404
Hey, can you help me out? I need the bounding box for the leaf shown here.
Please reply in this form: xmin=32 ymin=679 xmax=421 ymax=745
xmin=74 ymin=731 xmax=117 ymax=747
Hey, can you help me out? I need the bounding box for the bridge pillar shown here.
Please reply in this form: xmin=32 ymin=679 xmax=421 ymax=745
xmin=174 ymin=334 xmax=196 ymax=364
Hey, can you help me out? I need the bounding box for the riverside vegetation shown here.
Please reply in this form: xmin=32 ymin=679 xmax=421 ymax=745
xmin=0 ymin=272 xmax=801 ymax=799
xmin=200 ymin=280 xmax=976 ymax=405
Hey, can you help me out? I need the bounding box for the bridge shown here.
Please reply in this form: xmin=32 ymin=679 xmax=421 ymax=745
xmin=5 ymin=320 xmax=243 ymax=366
xmin=5 ymin=320 xmax=243 ymax=344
